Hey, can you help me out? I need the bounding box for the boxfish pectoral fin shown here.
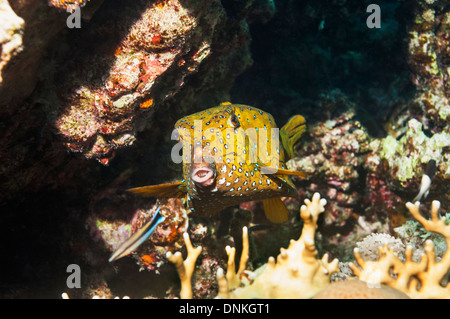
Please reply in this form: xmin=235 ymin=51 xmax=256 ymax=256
xmin=109 ymin=206 xmax=165 ymax=262
xmin=263 ymin=197 xmax=289 ymax=223
xmin=259 ymin=162 xmax=306 ymax=179
xmin=127 ymin=181 xmax=186 ymax=198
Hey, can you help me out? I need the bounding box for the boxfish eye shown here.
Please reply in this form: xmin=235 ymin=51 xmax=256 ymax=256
xmin=228 ymin=113 xmax=240 ymax=128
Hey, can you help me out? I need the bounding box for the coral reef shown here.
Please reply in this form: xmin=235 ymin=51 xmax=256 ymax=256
xmin=350 ymin=200 xmax=450 ymax=298
xmin=287 ymin=97 xmax=390 ymax=259
xmin=54 ymin=0 xmax=219 ymax=161
xmin=167 ymin=193 xmax=339 ymax=299
xmin=0 ymin=0 xmax=260 ymax=203
xmin=377 ymin=0 xmax=450 ymax=205
xmin=288 ymin=95 xmax=371 ymax=228
xmin=407 ymin=0 xmax=450 ymax=127
xmin=166 ymin=193 xmax=450 ymax=299
xmin=219 ymin=193 xmax=339 ymax=299
xmin=380 ymin=118 xmax=449 ymax=187
xmin=2 ymin=0 xmax=450 ymax=300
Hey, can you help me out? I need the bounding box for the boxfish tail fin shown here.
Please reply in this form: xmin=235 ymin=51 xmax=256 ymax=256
xmin=127 ymin=181 xmax=186 ymax=198
xmin=263 ymin=197 xmax=289 ymax=223
xmin=280 ymin=114 xmax=306 ymax=160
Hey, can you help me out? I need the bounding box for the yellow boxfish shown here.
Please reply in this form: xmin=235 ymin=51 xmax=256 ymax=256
xmin=129 ymin=102 xmax=306 ymax=223
xmin=110 ymin=102 xmax=306 ymax=261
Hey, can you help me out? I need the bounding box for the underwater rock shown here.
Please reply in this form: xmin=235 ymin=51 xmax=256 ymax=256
xmin=289 ymin=108 xmax=372 ymax=229
xmin=54 ymin=0 xmax=215 ymax=161
xmin=373 ymin=0 xmax=450 ymax=223
xmin=355 ymin=233 xmax=405 ymax=262
xmin=52 ymin=0 xmax=257 ymax=163
xmin=0 ymin=1 xmax=67 ymax=109
xmin=380 ymin=118 xmax=449 ymax=187
xmin=0 ymin=0 xmax=24 ymax=84
xmin=48 ymin=0 xmax=92 ymax=10
xmin=91 ymin=197 xmax=189 ymax=272
xmin=407 ymin=0 xmax=450 ymax=127
xmin=0 ymin=0 xmax=258 ymax=202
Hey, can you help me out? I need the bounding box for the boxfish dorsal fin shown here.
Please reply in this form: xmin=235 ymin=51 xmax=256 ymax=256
xmin=263 ymin=197 xmax=289 ymax=223
xmin=280 ymin=114 xmax=306 ymax=160
xmin=127 ymin=181 xmax=186 ymax=198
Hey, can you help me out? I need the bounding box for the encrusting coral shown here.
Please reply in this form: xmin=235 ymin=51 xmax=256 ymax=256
xmin=350 ymin=200 xmax=450 ymax=299
xmin=313 ymin=279 xmax=410 ymax=299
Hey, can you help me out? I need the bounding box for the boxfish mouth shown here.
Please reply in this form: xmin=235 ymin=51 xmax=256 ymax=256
xmin=191 ymin=167 xmax=215 ymax=187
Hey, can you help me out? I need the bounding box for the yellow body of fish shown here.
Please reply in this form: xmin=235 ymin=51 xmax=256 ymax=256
xmin=129 ymin=102 xmax=306 ymax=223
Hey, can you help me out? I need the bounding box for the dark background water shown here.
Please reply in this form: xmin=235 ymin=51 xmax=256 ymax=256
xmin=231 ymin=0 xmax=415 ymax=136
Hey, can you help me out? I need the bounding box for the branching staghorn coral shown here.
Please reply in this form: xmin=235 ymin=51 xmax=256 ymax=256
xmin=223 ymin=226 xmax=249 ymax=290
xmin=350 ymin=200 xmax=450 ymax=299
xmin=166 ymin=233 xmax=202 ymax=299
xmin=217 ymin=193 xmax=339 ymax=299
xmin=167 ymin=193 xmax=339 ymax=299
